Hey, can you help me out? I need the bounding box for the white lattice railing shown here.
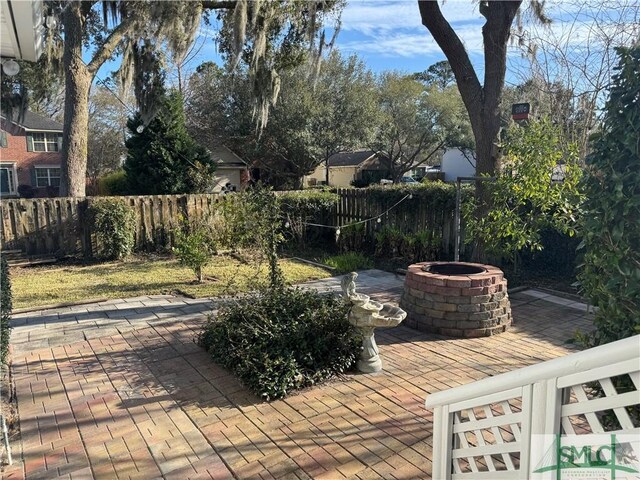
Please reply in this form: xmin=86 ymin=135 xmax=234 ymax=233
xmin=425 ymin=335 xmax=640 ymax=479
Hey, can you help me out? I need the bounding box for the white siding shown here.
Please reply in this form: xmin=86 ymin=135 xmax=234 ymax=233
xmin=442 ymin=149 xmax=476 ymax=182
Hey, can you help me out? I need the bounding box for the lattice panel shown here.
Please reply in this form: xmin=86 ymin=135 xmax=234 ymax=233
xmin=451 ymin=396 xmax=523 ymax=477
xmin=560 ymin=368 xmax=640 ymax=436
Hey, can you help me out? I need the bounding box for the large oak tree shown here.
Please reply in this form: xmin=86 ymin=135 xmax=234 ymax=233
xmin=45 ymin=0 xmax=339 ymax=197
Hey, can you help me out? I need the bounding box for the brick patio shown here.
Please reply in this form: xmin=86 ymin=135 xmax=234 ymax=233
xmin=3 ymin=271 xmax=593 ymax=479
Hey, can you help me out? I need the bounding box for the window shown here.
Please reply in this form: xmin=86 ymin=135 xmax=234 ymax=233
xmin=0 ymin=165 xmax=16 ymax=195
xmin=0 ymin=130 xmax=7 ymax=148
xmin=35 ymin=167 xmax=61 ymax=187
xmin=32 ymin=132 xmax=60 ymax=152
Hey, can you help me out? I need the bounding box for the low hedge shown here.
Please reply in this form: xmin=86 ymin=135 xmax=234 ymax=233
xmin=89 ymin=199 xmax=136 ymax=260
xmin=278 ymin=190 xmax=338 ymax=248
xmin=199 ymin=287 xmax=359 ymax=400
xmin=1 ymin=257 xmax=12 ymax=363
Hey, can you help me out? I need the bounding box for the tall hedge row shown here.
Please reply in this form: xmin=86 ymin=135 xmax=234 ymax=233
xmin=579 ymin=46 xmax=640 ymax=345
xmin=1 ymin=257 xmax=12 ymax=363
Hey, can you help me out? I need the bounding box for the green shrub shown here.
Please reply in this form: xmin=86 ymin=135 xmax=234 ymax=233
xmin=463 ymin=118 xmax=582 ymax=263
xmin=324 ymin=252 xmax=373 ymax=273
xmin=337 ymin=223 xmax=369 ymax=253
xmin=375 ymin=227 xmax=441 ymax=262
xmin=366 ymin=181 xmax=460 ymax=211
xmin=279 ymin=190 xmax=338 ymax=247
xmin=578 ymin=46 xmax=640 ymax=346
xmin=173 ymin=217 xmax=218 ymax=282
xmin=199 ymin=288 xmax=358 ymax=400
xmin=1 ymin=257 xmax=12 ymax=363
xmin=97 ymin=170 xmax=129 ymax=196
xmin=375 ymin=227 xmax=405 ymax=257
xmin=89 ymin=199 xmax=136 ymax=260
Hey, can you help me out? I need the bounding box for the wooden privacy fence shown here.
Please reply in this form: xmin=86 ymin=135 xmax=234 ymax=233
xmin=0 ymin=189 xmax=458 ymax=257
xmin=0 ymin=194 xmax=232 ymax=257
xmin=333 ymin=188 xmax=458 ymax=255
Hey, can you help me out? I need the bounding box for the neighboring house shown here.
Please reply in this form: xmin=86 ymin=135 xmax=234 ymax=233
xmin=441 ymin=148 xmax=476 ymax=182
xmin=304 ymin=150 xmax=390 ymax=187
xmin=0 ymin=111 xmax=63 ymax=197
xmin=208 ymin=146 xmax=250 ymax=193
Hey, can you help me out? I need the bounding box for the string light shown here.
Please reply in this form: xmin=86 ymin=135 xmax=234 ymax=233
xmin=282 ymin=192 xmax=413 ymax=232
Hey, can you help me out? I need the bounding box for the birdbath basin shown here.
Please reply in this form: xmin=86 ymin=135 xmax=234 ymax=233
xmin=341 ymin=272 xmax=407 ymax=373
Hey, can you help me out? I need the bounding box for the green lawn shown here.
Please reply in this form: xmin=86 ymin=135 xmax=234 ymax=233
xmin=11 ymin=255 xmax=332 ymax=310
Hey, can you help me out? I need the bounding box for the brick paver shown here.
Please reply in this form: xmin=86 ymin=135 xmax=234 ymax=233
xmin=3 ymin=271 xmax=593 ymax=479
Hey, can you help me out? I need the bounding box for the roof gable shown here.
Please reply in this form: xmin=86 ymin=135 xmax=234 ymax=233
xmin=327 ymin=150 xmax=377 ymax=167
xmin=208 ymin=146 xmax=247 ymax=168
xmin=1 ymin=110 xmax=63 ymax=132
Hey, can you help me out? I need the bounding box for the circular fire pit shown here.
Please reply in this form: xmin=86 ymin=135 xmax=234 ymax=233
xmin=400 ymin=261 xmax=511 ymax=338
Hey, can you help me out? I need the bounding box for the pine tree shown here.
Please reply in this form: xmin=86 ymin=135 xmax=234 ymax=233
xmin=124 ymin=90 xmax=215 ymax=194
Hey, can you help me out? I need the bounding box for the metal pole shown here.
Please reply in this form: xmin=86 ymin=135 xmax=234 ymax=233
xmin=453 ymin=176 xmax=497 ymax=263
xmin=454 ymin=178 xmax=462 ymax=262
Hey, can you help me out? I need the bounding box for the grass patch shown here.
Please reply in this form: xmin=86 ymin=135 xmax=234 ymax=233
xmin=323 ymin=252 xmax=373 ymax=274
xmin=11 ymin=255 xmax=331 ymax=309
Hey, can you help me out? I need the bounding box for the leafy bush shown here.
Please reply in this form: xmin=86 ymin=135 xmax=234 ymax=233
xmin=337 ymin=222 xmax=369 ymax=253
xmin=199 ymin=288 xmax=359 ymax=400
xmin=97 ymin=170 xmax=129 ymax=196
xmin=375 ymin=227 xmax=405 ymax=257
xmin=463 ymin=118 xmax=583 ymax=263
xmin=375 ymin=227 xmax=441 ymax=262
xmin=578 ymin=46 xmax=640 ymax=346
xmin=173 ymin=217 xmax=218 ymax=282
xmin=279 ymin=190 xmax=338 ymax=247
xmin=1 ymin=257 xmax=12 ymax=363
xmin=89 ymin=199 xmax=136 ymax=260
xmin=324 ymin=252 xmax=373 ymax=273
xmin=366 ymin=181 xmax=459 ymax=211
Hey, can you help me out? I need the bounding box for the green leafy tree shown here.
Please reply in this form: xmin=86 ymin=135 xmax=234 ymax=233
xmin=87 ymin=84 xmax=134 ymax=192
xmin=578 ymin=46 xmax=640 ymax=345
xmin=463 ymin=118 xmax=583 ymax=264
xmin=124 ymin=90 xmax=215 ymax=194
xmin=38 ymin=1 xmax=339 ymax=197
xmin=373 ymin=71 xmax=472 ymax=181
xmin=185 ymin=51 xmax=380 ymax=188
xmin=173 ymin=217 xmax=218 ymax=283
xmin=413 ymin=60 xmax=455 ymax=89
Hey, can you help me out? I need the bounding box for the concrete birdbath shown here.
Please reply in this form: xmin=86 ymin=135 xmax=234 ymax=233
xmin=341 ymin=272 xmax=407 ymax=373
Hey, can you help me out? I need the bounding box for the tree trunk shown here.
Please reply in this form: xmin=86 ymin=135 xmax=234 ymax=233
xmin=418 ymin=0 xmax=520 ymax=261
xmin=60 ymin=2 xmax=93 ymax=198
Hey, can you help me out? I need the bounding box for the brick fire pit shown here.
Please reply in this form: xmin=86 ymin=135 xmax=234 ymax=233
xmin=400 ymin=261 xmax=511 ymax=337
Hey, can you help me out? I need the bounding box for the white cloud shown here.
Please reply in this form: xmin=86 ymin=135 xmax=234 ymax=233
xmin=339 ymin=24 xmax=485 ymax=58
xmin=340 ymin=0 xmax=483 ymax=36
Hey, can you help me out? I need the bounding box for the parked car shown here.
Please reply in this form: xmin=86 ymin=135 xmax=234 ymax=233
xmin=399 ymin=176 xmax=418 ymax=184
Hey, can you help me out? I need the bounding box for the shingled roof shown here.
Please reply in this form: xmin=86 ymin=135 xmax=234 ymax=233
xmin=327 ymin=150 xmax=377 ymax=167
xmin=2 ymin=110 xmax=64 ymax=132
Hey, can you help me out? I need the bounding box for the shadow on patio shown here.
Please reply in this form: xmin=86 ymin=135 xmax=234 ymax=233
xmin=5 ymin=281 xmax=594 ymax=479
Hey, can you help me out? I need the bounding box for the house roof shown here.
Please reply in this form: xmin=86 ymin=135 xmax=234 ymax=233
xmin=2 ymin=110 xmax=63 ymax=132
xmin=327 ymin=150 xmax=377 ymax=167
xmin=208 ymin=146 xmax=247 ymax=168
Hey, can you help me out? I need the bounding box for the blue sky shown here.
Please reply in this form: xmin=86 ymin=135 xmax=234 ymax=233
xmin=94 ymin=1 xmax=639 ymax=90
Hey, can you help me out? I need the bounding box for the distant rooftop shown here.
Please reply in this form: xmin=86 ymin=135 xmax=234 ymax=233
xmin=2 ymin=110 xmax=63 ymax=132
xmin=327 ymin=150 xmax=377 ymax=167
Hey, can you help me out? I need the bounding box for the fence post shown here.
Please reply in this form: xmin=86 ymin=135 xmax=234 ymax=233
xmin=431 ymin=405 xmax=452 ymax=479
xmin=79 ymin=198 xmax=92 ymax=258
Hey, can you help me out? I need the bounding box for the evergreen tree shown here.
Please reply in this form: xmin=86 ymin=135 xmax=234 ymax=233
xmin=124 ymin=90 xmax=215 ymax=194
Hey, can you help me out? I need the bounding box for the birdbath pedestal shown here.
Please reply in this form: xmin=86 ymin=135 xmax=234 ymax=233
xmin=341 ymin=272 xmax=407 ymax=373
